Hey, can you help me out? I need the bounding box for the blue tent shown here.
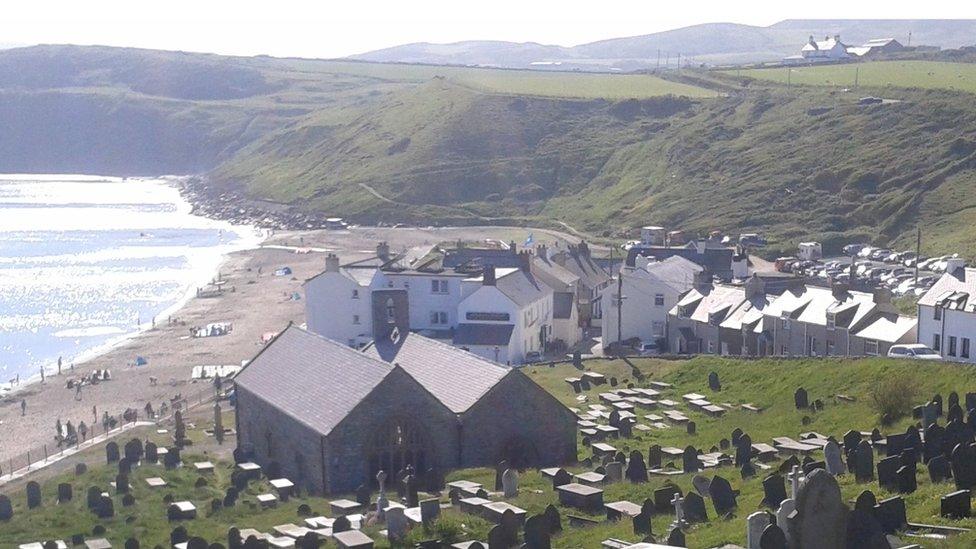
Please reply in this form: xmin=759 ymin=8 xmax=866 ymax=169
xmin=135 ymin=356 xmax=148 ymax=366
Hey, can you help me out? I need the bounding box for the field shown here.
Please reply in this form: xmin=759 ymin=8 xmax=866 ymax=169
xmin=5 ymin=356 xmax=976 ymax=547
xmin=731 ymin=60 xmax=976 ymax=94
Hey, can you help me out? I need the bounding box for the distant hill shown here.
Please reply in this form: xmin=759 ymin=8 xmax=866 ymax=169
xmin=351 ymin=19 xmax=976 ymax=69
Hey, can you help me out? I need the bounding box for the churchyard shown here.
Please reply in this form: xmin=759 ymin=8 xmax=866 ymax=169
xmin=4 ymin=355 xmax=976 ymax=547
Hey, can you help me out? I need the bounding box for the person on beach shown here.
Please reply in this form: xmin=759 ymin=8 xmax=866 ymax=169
xmin=58 ymin=356 xmax=62 ymax=375
xmin=79 ymin=421 xmax=88 ymax=442
xmin=75 ymin=383 xmax=83 ymax=401
xmin=40 ymin=367 xmax=45 ymax=382
xmin=21 ymin=398 xmax=27 ymax=416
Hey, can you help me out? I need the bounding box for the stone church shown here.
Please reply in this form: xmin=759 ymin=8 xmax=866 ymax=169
xmin=233 ymin=325 xmax=577 ymax=494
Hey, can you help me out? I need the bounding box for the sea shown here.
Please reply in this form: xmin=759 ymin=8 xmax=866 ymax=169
xmin=0 ymin=175 xmax=264 ymax=393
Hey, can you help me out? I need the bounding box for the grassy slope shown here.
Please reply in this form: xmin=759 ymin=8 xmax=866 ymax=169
xmin=731 ymin=61 xmax=976 ymax=95
xmin=5 ymin=356 xmax=976 ymax=547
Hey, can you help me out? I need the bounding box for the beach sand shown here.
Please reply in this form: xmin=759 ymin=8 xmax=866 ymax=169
xmin=0 ymin=225 xmax=583 ymax=465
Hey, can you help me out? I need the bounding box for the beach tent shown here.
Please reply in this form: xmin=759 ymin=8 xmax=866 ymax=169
xmin=135 ymin=356 xmax=148 ymax=366
xmin=274 ymin=266 xmax=292 ymax=276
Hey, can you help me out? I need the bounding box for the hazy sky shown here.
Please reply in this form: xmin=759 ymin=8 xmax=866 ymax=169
xmin=3 ymin=0 xmax=974 ymax=58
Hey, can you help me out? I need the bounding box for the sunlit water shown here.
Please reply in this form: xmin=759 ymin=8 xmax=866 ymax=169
xmin=0 ymin=175 xmax=263 ymax=391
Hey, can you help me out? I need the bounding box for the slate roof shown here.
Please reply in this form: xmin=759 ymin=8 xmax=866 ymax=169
xmin=854 ymin=313 xmax=917 ymax=343
xmin=627 ymin=245 xmax=734 ymax=280
xmin=442 ymin=247 xmax=521 ymax=270
xmin=362 ymin=332 xmax=510 ymax=413
xmin=532 ymin=256 xmax=579 ymax=292
xmin=496 ymin=268 xmax=550 ymax=306
xmin=633 ymin=256 xmax=703 ymax=292
xmin=720 ymin=293 xmax=773 ymax=331
xmin=553 ymin=292 xmax=575 ymax=319
xmin=453 ymin=323 xmax=516 ymax=347
xmin=918 ymin=268 xmax=976 ymax=310
xmin=555 ymin=247 xmax=610 ymax=290
xmin=234 ymin=326 xmax=394 ymax=436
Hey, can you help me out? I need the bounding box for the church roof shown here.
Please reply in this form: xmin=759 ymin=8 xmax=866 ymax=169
xmin=362 ymin=332 xmax=510 ymax=413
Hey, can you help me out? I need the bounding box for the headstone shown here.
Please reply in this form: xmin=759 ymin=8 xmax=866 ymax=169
xmin=747 ymin=511 xmax=772 ymax=549
xmin=876 ymin=456 xmax=900 ymax=490
xmin=145 ymin=442 xmax=158 ymax=464
xmin=632 ymin=508 xmax=652 ymax=536
xmin=647 ymin=445 xmax=662 ymax=469
xmin=75 ymin=463 xmax=87 ymax=475
xmin=762 ymin=473 xmax=787 ymax=508
xmin=171 ymin=526 xmax=189 ymax=545
xmin=57 ymin=483 xmax=73 ymax=503
xmin=933 ymin=394 xmax=944 ymax=416
xmin=494 ymin=460 xmax=508 ymax=491
xmin=123 ymin=494 xmax=136 ymax=507
xmin=682 ymin=491 xmax=708 ymax=523
xmin=925 ymin=423 xmax=946 ymax=462
xmin=124 ymin=438 xmax=143 ymax=463
xmin=929 ymin=455 xmax=951 ymax=483
xmin=502 ymin=468 xmax=519 ymax=498
xmin=125 ymin=539 xmax=140 ymax=549
xmin=741 ymin=461 xmax=757 ymax=479
xmin=544 ymin=504 xmax=561 ymax=532
xmin=735 ymin=434 xmax=753 ymax=467
xmin=487 ymin=524 xmax=505 ymax=549
xmin=605 ymin=461 xmax=623 ymax=483
xmin=86 ymin=486 xmax=101 ymax=509
xmin=874 ymin=496 xmax=907 ymax=534
xmin=686 ymin=421 xmax=696 ymax=435
xmin=626 ymin=450 xmax=648 ymax=483
xmin=666 ymin=526 xmax=686 ymax=547
xmin=500 ymin=509 xmax=519 ymax=547
xmin=223 ymin=487 xmax=238 ymax=508
xmin=355 ymin=484 xmax=371 ymax=507
xmin=26 ymin=481 xmax=41 ymax=509
xmin=96 ymin=495 xmax=114 ymax=518
xmin=115 ymin=473 xmax=130 ymax=494
xmin=794 ymin=388 xmax=808 ymax=409
xmin=709 ymin=475 xmax=737 ymax=516
xmin=855 ymin=440 xmax=874 ymax=482
xmin=896 ymin=465 xmax=917 ymax=494
xmin=953 ymin=443 xmax=976 ymax=490
xmin=824 ymin=440 xmax=846 ymax=475
xmin=164 ymin=446 xmax=181 ymax=469
xmin=619 ymin=419 xmax=634 ymax=438
xmin=654 ymin=484 xmax=682 ymax=513
xmin=682 ymin=446 xmax=699 ymax=473
xmin=386 ymin=506 xmax=408 ymax=542
xmin=106 ymin=441 xmax=120 ymax=464
xmin=941 ymin=489 xmax=971 ymax=519
xmin=118 ymin=457 xmax=132 ymax=476
xmin=333 ymin=515 xmax=351 ymax=533
xmin=403 ymin=474 xmax=418 ymax=508
xmin=759 ymin=523 xmax=787 ymax=549
xmin=731 ymin=428 xmax=744 ymax=446
xmin=692 ymin=475 xmax=711 ymax=497
xmin=523 ymin=514 xmax=550 ymax=549
xmin=0 ymin=495 xmax=12 ymax=521
xmin=787 ymin=469 xmax=848 ymax=548
xmin=923 ymin=403 xmax=939 ymax=430
xmin=420 ymin=497 xmax=440 ymax=525
xmin=949 ymin=403 xmax=965 ymax=424
xmin=708 ymin=371 xmax=721 ymax=391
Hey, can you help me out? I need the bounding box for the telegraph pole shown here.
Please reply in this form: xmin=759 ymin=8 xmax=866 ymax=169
xmin=854 ymin=66 xmax=859 ymax=90
xmin=914 ymin=227 xmax=921 ymax=286
xmin=616 ymin=273 xmax=624 ymax=350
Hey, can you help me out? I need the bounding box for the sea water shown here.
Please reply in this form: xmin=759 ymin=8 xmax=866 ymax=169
xmin=0 ymin=175 xmax=263 ymax=392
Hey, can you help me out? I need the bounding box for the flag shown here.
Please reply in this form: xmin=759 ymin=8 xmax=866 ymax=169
xmin=524 ymin=233 xmax=534 ymax=246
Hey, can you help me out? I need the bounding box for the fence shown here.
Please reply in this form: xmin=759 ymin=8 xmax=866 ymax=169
xmin=0 ymin=384 xmax=218 ymax=483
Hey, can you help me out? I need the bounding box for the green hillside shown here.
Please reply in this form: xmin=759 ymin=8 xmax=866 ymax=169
xmin=733 ymin=61 xmax=976 ymax=95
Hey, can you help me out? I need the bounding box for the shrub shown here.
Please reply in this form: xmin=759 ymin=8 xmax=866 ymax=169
xmin=869 ymin=373 xmax=917 ymax=424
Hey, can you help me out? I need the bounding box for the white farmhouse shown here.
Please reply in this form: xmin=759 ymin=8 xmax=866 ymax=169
xmin=917 ymin=259 xmax=975 ymax=363
xmin=602 ymin=255 xmax=702 ymax=346
xmin=455 ymin=266 xmax=554 ymax=364
xmin=304 ymin=253 xmax=380 ymax=348
xmin=800 ymin=35 xmax=850 ymax=61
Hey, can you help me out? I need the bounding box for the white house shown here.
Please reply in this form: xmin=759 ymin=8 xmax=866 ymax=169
xmin=454 ymin=266 xmax=554 ymax=364
xmin=303 ymin=253 xmax=380 ymax=348
xmin=800 ymin=35 xmax=850 ymax=61
xmin=531 ymin=250 xmax=583 ymax=351
xmin=917 ymin=259 xmax=975 ymax=363
xmin=602 ymin=255 xmax=702 ymax=346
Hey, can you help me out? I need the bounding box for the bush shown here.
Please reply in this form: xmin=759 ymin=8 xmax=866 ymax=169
xmin=869 ymin=373 xmax=918 ymax=424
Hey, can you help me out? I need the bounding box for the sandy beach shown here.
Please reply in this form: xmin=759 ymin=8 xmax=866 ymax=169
xmin=0 ymin=225 xmax=583 ymax=465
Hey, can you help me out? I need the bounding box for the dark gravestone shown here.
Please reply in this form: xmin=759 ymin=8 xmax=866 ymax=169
xmin=682 ymin=446 xmax=699 ymax=474
xmin=403 ymin=474 xmax=419 ymax=508
xmin=0 ymin=495 xmax=12 ymax=521
xmin=953 ymin=443 xmax=976 ymax=490
xmin=552 ymin=468 xmax=571 ymax=489
xmin=187 ymin=539 xmax=208 ymax=549
xmin=619 ymin=419 xmax=634 ymax=438
xmin=96 ymin=495 xmax=114 ymax=518
xmin=86 ymin=486 xmax=101 ymax=509
xmin=609 ymin=377 xmax=618 ymax=387
xmin=949 ymin=404 xmax=965 ymax=424
xmin=494 ymin=460 xmax=508 ymax=491
xmin=709 ymin=475 xmax=737 ymax=517
xmin=632 ymin=509 xmax=652 ymax=536
xmin=223 ymin=487 xmax=239 ymax=507
xmin=843 ymin=430 xmax=861 ymax=456
xmin=125 ymin=539 xmax=140 ymax=549
xmin=164 ymin=447 xmax=181 ymax=469
xmin=686 ymin=421 xmax=696 ymax=435
xmin=500 ymin=509 xmax=519 ymax=547
xmin=896 ymin=465 xmax=917 ymax=494
xmin=692 ymin=475 xmax=711 ymax=496
xmin=874 ymin=496 xmax=907 ymax=535
xmin=735 ymin=434 xmax=753 ymax=467
xmin=355 ymin=484 xmax=371 ymax=506
xmin=855 ymin=440 xmax=875 ymax=482
xmin=682 ymin=491 xmax=708 ymax=523
xmin=802 ymin=461 xmax=825 ymax=475
xmin=929 ymin=455 xmax=951 ymax=483
xmin=544 ymin=504 xmax=561 ymax=533
xmin=666 ymin=526 xmax=686 ymax=547
xmin=333 ymin=515 xmax=351 ymax=533
xmin=778 ymin=455 xmax=800 ymax=475
xmin=26 ymin=481 xmax=42 ymax=509
xmin=759 ymin=523 xmax=787 ymax=549
xmin=925 ymin=423 xmax=946 ymax=463
xmin=626 ymin=450 xmax=648 ymax=483
xmin=75 ymin=463 xmax=87 ymax=475
xmin=647 ymin=445 xmax=662 ymax=469
xmin=942 ymin=489 xmax=971 ymax=519
xmin=116 ymin=474 xmax=130 ymax=494
xmin=708 ymin=371 xmax=721 ymax=391
xmin=106 ymin=442 xmax=120 ymax=464
xmin=171 ymin=526 xmax=189 ymax=545
xmin=884 ymin=433 xmax=906 ymax=457
xmin=761 ymin=473 xmax=787 ymax=508
xmin=523 ymin=514 xmax=550 ymax=549
xmin=487 ymin=524 xmax=505 ymax=549
xmin=57 ymin=483 xmax=73 ymax=503
xmin=933 ymin=394 xmax=944 ymax=416
xmin=876 ymin=456 xmax=900 ymax=490
xmin=145 ymin=442 xmax=158 ymax=464
xmin=124 ymin=438 xmax=143 ymax=462
xmin=794 ymin=388 xmax=808 ymax=409
xmin=228 ymin=527 xmax=242 ymax=549
xmin=719 ymin=438 xmax=730 ymax=450
xmin=654 ymin=484 xmax=682 ymax=513
xmin=845 ymin=508 xmax=888 ymax=549
xmin=118 ymin=457 xmax=132 ymax=476
xmin=122 ymin=494 xmax=136 ymax=507
xmin=741 ymin=461 xmax=757 ymax=480
xmin=608 ymin=410 xmax=621 ymax=428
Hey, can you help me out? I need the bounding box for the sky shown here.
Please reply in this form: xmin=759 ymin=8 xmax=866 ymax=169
xmin=2 ymin=0 xmax=975 ymax=58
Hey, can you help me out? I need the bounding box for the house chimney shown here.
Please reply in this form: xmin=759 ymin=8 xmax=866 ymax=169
xmin=325 ymin=253 xmax=340 ymax=273
xmin=744 ymin=274 xmax=765 ymax=299
xmin=536 ymin=244 xmax=548 ymax=261
xmin=945 ymin=257 xmax=966 ymax=275
xmin=376 ymin=241 xmax=390 ymax=261
xmin=873 ymin=287 xmax=892 ymax=305
xmin=518 ymin=251 xmax=532 ymax=273
xmin=834 ymin=34 xmax=841 ymax=42
xmin=483 ymin=265 xmax=496 ymax=286
xmin=831 ymin=278 xmax=850 ymax=298
xmin=693 ymin=269 xmax=713 ymax=292
xmin=809 ymin=35 xmax=815 ymax=45
xmin=578 ymin=241 xmax=591 ymax=258
xmin=694 ymin=239 xmax=707 ymax=255
xmin=509 ymin=241 xmax=518 ymax=254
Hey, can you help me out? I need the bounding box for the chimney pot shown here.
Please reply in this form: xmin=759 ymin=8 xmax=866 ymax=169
xmin=376 ymin=242 xmax=390 ymax=261
xmin=483 ymin=265 xmax=496 ymax=286
xmin=325 ymin=253 xmax=340 ymax=273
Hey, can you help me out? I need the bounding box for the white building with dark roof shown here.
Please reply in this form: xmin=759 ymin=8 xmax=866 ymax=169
xmin=917 ymin=259 xmax=974 ymax=362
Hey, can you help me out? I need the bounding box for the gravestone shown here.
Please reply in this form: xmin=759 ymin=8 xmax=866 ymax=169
xmin=896 ymin=465 xmax=917 ymax=493
xmin=605 ymin=461 xmax=624 ymax=483
xmin=949 ymin=403 xmax=965 ymax=424
xmin=735 ymin=434 xmax=753 ymax=467
xmin=741 ymin=461 xmax=757 ymax=479
xmin=666 ymin=526 xmax=686 ymax=547
xmin=26 ymin=481 xmax=42 ymax=509
xmin=355 ymin=484 xmax=371 ymax=507
xmin=925 ymin=423 xmax=946 ymax=462
xmin=692 ymin=475 xmax=711 ymax=496
xmin=608 ymin=410 xmax=621 ymax=428
xmin=118 ymin=457 xmax=132 ymax=476
xmin=57 ymin=483 xmax=73 ymax=503
xmin=654 ymin=484 xmax=682 ymax=513
xmin=619 ymin=419 xmax=633 ymax=438
xmin=647 ymin=445 xmax=662 ymax=469
xmin=333 ymin=515 xmax=351 ymax=533
xmin=223 ymin=487 xmax=238 ymax=507
xmin=794 ymin=388 xmax=808 ymax=409
xmin=746 ymin=511 xmax=771 ymax=549
xmin=106 ymin=442 xmax=120 ymax=464
xmin=720 ymin=438 xmax=730 ymax=450
xmin=75 ymin=463 xmax=87 ymax=475
xmin=123 ymin=494 xmax=136 ymax=507
xmin=843 ymin=430 xmax=861 ymax=456
xmin=731 ymin=428 xmax=744 ymax=446
xmin=125 ymin=539 xmax=140 ymax=549
xmin=386 ymin=506 xmax=408 ymax=543
xmin=145 ymin=442 xmax=158 ymax=464
xmin=845 ymin=506 xmax=887 ymax=549
xmin=682 ymin=491 xmax=708 ymax=523
xmin=626 ymin=450 xmax=648 ymax=483
xmin=420 ymin=497 xmax=440 ymax=525
xmin=686 ymin=421 xmax=696 ymax=435
xmin=632 ymin=508 xmax=652 ymax=536
xmin=523 ymin=514 xmax=550 ymax=549
xmin=855 ymin=440 xmax=874 ymax=482
xmin=164 ymin=446 xmax=181 ymax=469
xmin=494 ymin=460 xmax=508 ymax=491
xmin=875 ymin=496 xmax=907 ymax=534
xmin=187 ymin=539 xmax=207 ymax=549
xmin=96 ymin=495 xmax=114 ymax=518
xmin=171 ymin=526 xmax=189 ymax=545
xmin=762 ymin=473 xmax=787 ymax=508
xmin=500 ymin=509 xmax=520 ymax=547
xmin=941 ymin=489 xmax=971 ymax=519
xmin=124 ymin=438 xmax=143 ymax=463
xmin=787 ymin=469 xmax=847 ymax=549
xmin=708 ymin=371 xmax=721 ymax=391
xmin=403 ymin=474 xmax=419 ymax=508
xmin=953 ymin=443 xmax=976 ymax=490
xmin=929 ymin=455 xmax=951 ymax=483
xmin=709 ymin=475 xmax=737 ymax=516
xmin=923 ymin=403 xmax=939 ymax=430
xmin=759 ymin=524 xmax=787 ymax=549
xmin=544 ymin=504 xmax=561 ymax=532
xmin=824 ymin=440 xmax=846 ymax=475
xmin=933 ymin=394 xmax=944 ymax=416
xmin=86 ymin=486 xmax=101 ymax=509
xmin=115 ymin=473 xmax=130 ymax=494
xmin=876 ymin=456 xmax=900 ymax=490
xmin=682 ymin=446 xmax=699 ymax=473
xmin=552 ymin=468 xmax=571 ymax=489
xmin=0 ymin=495 xmax=12 ymax=521
xmin=502 ymin=468 xmax=519 ymax=497
xmin=610 ymin=377 xmax=618 ymax=387
xmin=487 ymin=525 xmax=505 ymax=549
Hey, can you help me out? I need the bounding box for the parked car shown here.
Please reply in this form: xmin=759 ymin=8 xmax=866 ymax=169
xmin=637 ymin=340 xmax=659 ymax=356
xmin=857 ymin=246 xmax=877 ymax=258
xmin=523 ymin=351 xmax=543 ymax=364
xmin=869 ymin=249 xmax=892 ymax=260
xmin=843 ymin=243 xmax=868 ymax=256
xmin=887 ymin=344 xmax=941 ymax=360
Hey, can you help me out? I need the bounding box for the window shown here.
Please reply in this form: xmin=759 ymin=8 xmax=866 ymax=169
xmin=707 ymin=340 xmax=716 ymax=354
xmin=826 ymin=341 xmax=835 ymax=356
xmin=652 ymin=321 xmax=665 ymax=337
xmin=430 ymin=279 xmax=449 ymax=294
xmin=864 ymin=339 xmax=878 ymax=356
xmin=963 ymin=338 xmax=971 ymax=359
xmin=934 ymin=306 xmax=942 ymax=320
xmin=826 ymin=313 xmax=835 ymax=330
xmin=949 ymin=336 xmax=958 ymax=357
xmin=353 ymin=315 xmax=361 ymax=325
xmin=429 ymin=311 xmax=448 ymax=325
xmin=654 ymin=293 xmax=665 ymax=307
xmin=782 ymin=318 xmax=791 ymax=330
xmin=352 ymin=289 xmax=359 ymax=299
xmin=933 ymin=334 xmax=941 ymax=351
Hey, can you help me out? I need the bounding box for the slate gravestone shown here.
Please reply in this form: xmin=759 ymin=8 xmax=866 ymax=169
xmin=106 ymin=442 xmax=120 ymax=464
xmin=843 ymin=430 xmax=861 ymax=454
xmin=524 ymin=514 xmax=550 ymax=549
xmin=420 ymin=497 xmax=440 ymax=525
xmin=719 ymin=438 xmax=730 ymax=450
xmin=619 ymin=419 xmax=634 ymax=438
xmin=544 ymin=503 xmax=562 ymax=532
xmin=953 ymin=443 xmax=976 ymax=490
xmin=929 ymin=455 xmax=951 ymax=483
xmin=647 ymin=445 xmax=662 ymax=469
xmin=626 ymin=450 xmax=648 ymax=483
xmin=855 ymin=440 xmax=874 ymax=482
xmin=900 ymin=448 xmax=918 ymax=472
xmin=692 ymin=475 xmax=711 ymax=497
xmin=186 ymin=539 xmax=207 ymax=549
xmin=666 ymin=526 xmax=686 ymax=547
xmin=403 ymin=474 xmax=419 ymax=508
xmin=759 ymin=523 xmax=787 ymax=549
xmin=933 ymin=394 xmax=944 ymax=416
xmin=26 ymin=481 xmax=42 ymax=509
xmin=731 ymin=427 xmax=743 ymax=445
xmin=57 ymin=483 xmax=73 ymax=504
xmin=779 ymin=455 xmax=800 ymax=475
xmin=875 ymin=496 xmax=907 ymax=534
xmin=747 ymin=511 xmax=771 ymax=549
xmin=923 ymin=403 xmax=939 ymax=430
xmin=118 ymin=457 xmax=132 ymax=476
xmin=502 ymin=468 xmax=519 ymax=497
xmin=171 ymin=526 xmax=189 ymax=545
xmin=654 ymin=484 xmax=682 ymax=513
xmin=787 ymin=469 xmax=848 ymax=548
xmin=608 ymin=410 xmax=621 ymax=428
xmin=682 ymin=491 xmax=708 ymax=523
xmin=794 ymin=388 xmax=808 ymax=409
xmin=822 ymin=441 xmax=844 ymax=476
xmin=925 ymin=423 xmax=946 ymax=462
xmin=942 ymin=489 xmax=971 ymax=519
xmin=145 ymin=442 xmax=158 ymax=464
xmin=949 ymin=404 xmax=965 ymax=424
xmin=124 ymin=438 xmax=143 ymax=463
xmin=123 ymin=494 xmax=136 ymax=507
xmin=125 ymin=539 xmax=140 ymax=549
xmin=761 ymin=473 xmax=786 ymax=508
xmin=682 ymin=446 xmax=699 ymax=473
xmin=116 ymin=474 xmax=130 ymax=494
xmin=741 ymin=461 xmax=757 ymax=479
xmin=96 ymin=495 xmax=114 ymax=518
xmin=86 ymin=486 xmax=101 ymax=509
xmin=494 ymin=460 xmax=508 ymax=491
xmin=223 ymin=487 xmax=238 ymax=508
xmin=500 ymin=509 xmax=520 ymax=547
xmin=735 ymin=434 xmax=753 ymax=467
xmin=896 ymin=465 xmax=917 ymax=494
xmin=552 ymin=468 xmax=571 ymax=489
xmin=876 ymin=456 xmax=900 ymax=490
xmin=605 ymin=461 xmax=624 ymax=483
xmin=632 ymin=508 xmax=652 ymax=536
xmin=709 ymin=475 xmax=737 ymax=516
xmin=333 ymin=515 xmax=351 ymax=533
xmin=686 ymin=421 xmax=696 ymax=435
xmin=845 ymin=506 xmax=888 ymax=549
xmin=75 ymin=463 xmax=87 ymax=475
xmin=164 ymin=446 xmax=181 ymax=469
xmin=386 ymin=506 xmax=408 ymax=543
xmin=708 ymin=371 xmax=721 ymax=391
xmin=0 ymin=494 xmax=12 ymax=521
